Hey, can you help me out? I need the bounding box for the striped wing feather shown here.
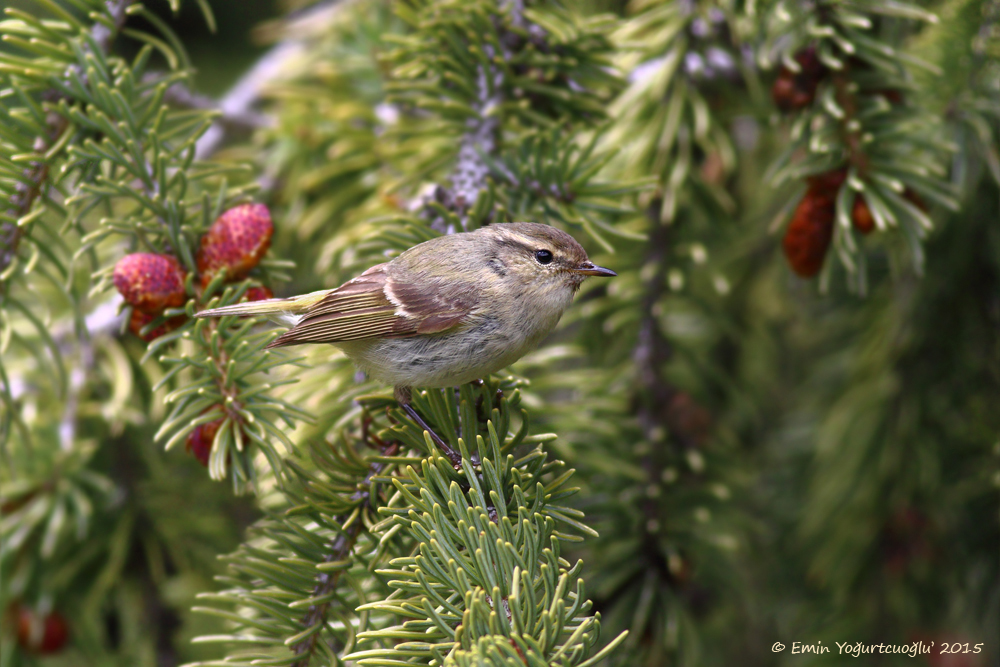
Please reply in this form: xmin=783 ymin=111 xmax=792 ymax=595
xmin=266 ymin=264 xmax=473 ymax=348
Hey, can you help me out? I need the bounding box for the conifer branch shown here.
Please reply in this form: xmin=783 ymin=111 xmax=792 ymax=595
xmin=289 ymin=443 xmax=397 ymax=666
xmin=0 ymin=0 xmax=132 ymax=277
xmin=439 ymin=0 xmax=529 ymax=231
xmin=423 ymin=5 xmax=517 ymax=232
xmin=0 ymin=0 xmax=303 ymax=487
xmin=289 ymin=520 xmax=361 ymax=665
xmin=2 ymin=0 xmax=133 ymax=459
xmin=4 ymin=1 xmax=996 ymax=664
xmin=762 ymin=0 xmax=951 ymax=286
xmin=633 ymin=221 xmax=674 ymax=430
xmin=1 ymin=130 xmax=54 ymax=275
xmin=446 ymin=60 xmax=501 ymax=230
xmin=389 ymin=0 xmax=625 ymax=238
xmin=608 ymin=0 xmax=740 ymax=224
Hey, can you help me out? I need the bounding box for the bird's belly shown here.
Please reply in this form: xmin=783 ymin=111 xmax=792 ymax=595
xmin=336 ymin=312 xmax=559 ymax=388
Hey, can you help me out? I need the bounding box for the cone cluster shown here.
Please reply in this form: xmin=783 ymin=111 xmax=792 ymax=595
xmin=110 ymin=205 xmax=274 ymax=465
xmin=781 ymin=170 xmax=913 ymax=277
xmin=113 ymin=204 xmax=275 ymax=342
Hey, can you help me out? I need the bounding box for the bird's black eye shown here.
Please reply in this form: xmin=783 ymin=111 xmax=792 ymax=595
xmin=535 ymin=249 xmax=553 ymax=265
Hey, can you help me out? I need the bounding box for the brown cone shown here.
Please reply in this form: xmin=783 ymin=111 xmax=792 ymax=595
xmin=783 ymin=188 xmax=836 ymax=278
xmin=852 ymin=195 xmax=875 ymax=234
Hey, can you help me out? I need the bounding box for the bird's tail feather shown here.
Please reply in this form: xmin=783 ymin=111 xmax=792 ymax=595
xmin=196 ymin=290 xmax=328 ymax=326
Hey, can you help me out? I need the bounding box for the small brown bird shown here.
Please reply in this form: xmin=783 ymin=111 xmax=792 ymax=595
xmin=197 ymin=223 xmax=614 ymax=448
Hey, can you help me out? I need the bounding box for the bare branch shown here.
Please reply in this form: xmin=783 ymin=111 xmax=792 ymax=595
xmin=448 ymin=59 xmax=503 ymax=229
xmin=161 ymin=81 xmax=271 ymax=132
xmin=423 ymin=7 xmax=538 ymax=233
xmin=194 ymin=40 xmax=303 ymax=160
xmin=192 ymin=0 xmax=356 ymax=161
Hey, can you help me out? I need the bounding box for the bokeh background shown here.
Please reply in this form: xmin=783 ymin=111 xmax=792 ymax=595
xmin=1 ymin=0 xmax=998 ymax=666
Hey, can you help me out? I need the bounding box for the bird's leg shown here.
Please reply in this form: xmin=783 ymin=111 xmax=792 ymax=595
xmin=402 ymin=403 xmax=462 ymax=467
xmin=394 ymin=386 xmax=463 ymax=468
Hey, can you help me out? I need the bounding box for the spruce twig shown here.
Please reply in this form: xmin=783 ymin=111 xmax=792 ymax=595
xmin=427 ymin=8 xmax=517 ymax=232
xmin=290 ymin=442 xmax=398 ymax=666
xmin=3 ymin=0 xmax=133 ymax=454
xmin=0 ymin=0 xmax=133 ymax=277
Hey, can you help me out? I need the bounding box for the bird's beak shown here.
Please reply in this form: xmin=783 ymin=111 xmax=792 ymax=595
xmin=572 ymin=261 xmax=617 ymax=277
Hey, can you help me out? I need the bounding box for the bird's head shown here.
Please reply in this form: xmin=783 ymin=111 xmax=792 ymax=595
xmin=479 ymin=222 xmax=616 ymax=293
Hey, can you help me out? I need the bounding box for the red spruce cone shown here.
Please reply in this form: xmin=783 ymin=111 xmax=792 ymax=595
xmin=770 ymin=76 xmax=802 ymax=112
xmin=771 ymin=47 xmax=826 ymax=113
xmin=806 ymin=168 xmax=847 ymax=195
xmin=852 ymin=195 xmax=875 ymax=234
xmin=128 ymin=310 xmax=186 ymax=342
xmin=113 ymin=253 xmax=186 ymax=314
xmin=16 ymin=607 xmax=69 ymax=654
xmin=186 ymin=418 xmax=224 ymax=467
xmin=197 ymin=204 xmax=273 ymax=287
xmin=783 ymin=187 xmax=836 ymax=278
xmin=244 ymin=286 xmax=274 ymax=302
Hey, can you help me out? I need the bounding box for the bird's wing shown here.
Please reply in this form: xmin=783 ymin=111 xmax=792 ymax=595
xmin=266 ymin=263 xmax=475 ymax=348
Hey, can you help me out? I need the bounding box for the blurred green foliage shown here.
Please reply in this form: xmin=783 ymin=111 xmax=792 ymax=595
xmin=1 ymin=0 xmax=997 ymax=666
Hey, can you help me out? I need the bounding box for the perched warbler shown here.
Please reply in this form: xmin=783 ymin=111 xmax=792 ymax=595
xmin=197 ymin=222 xmax=615 ymax=414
